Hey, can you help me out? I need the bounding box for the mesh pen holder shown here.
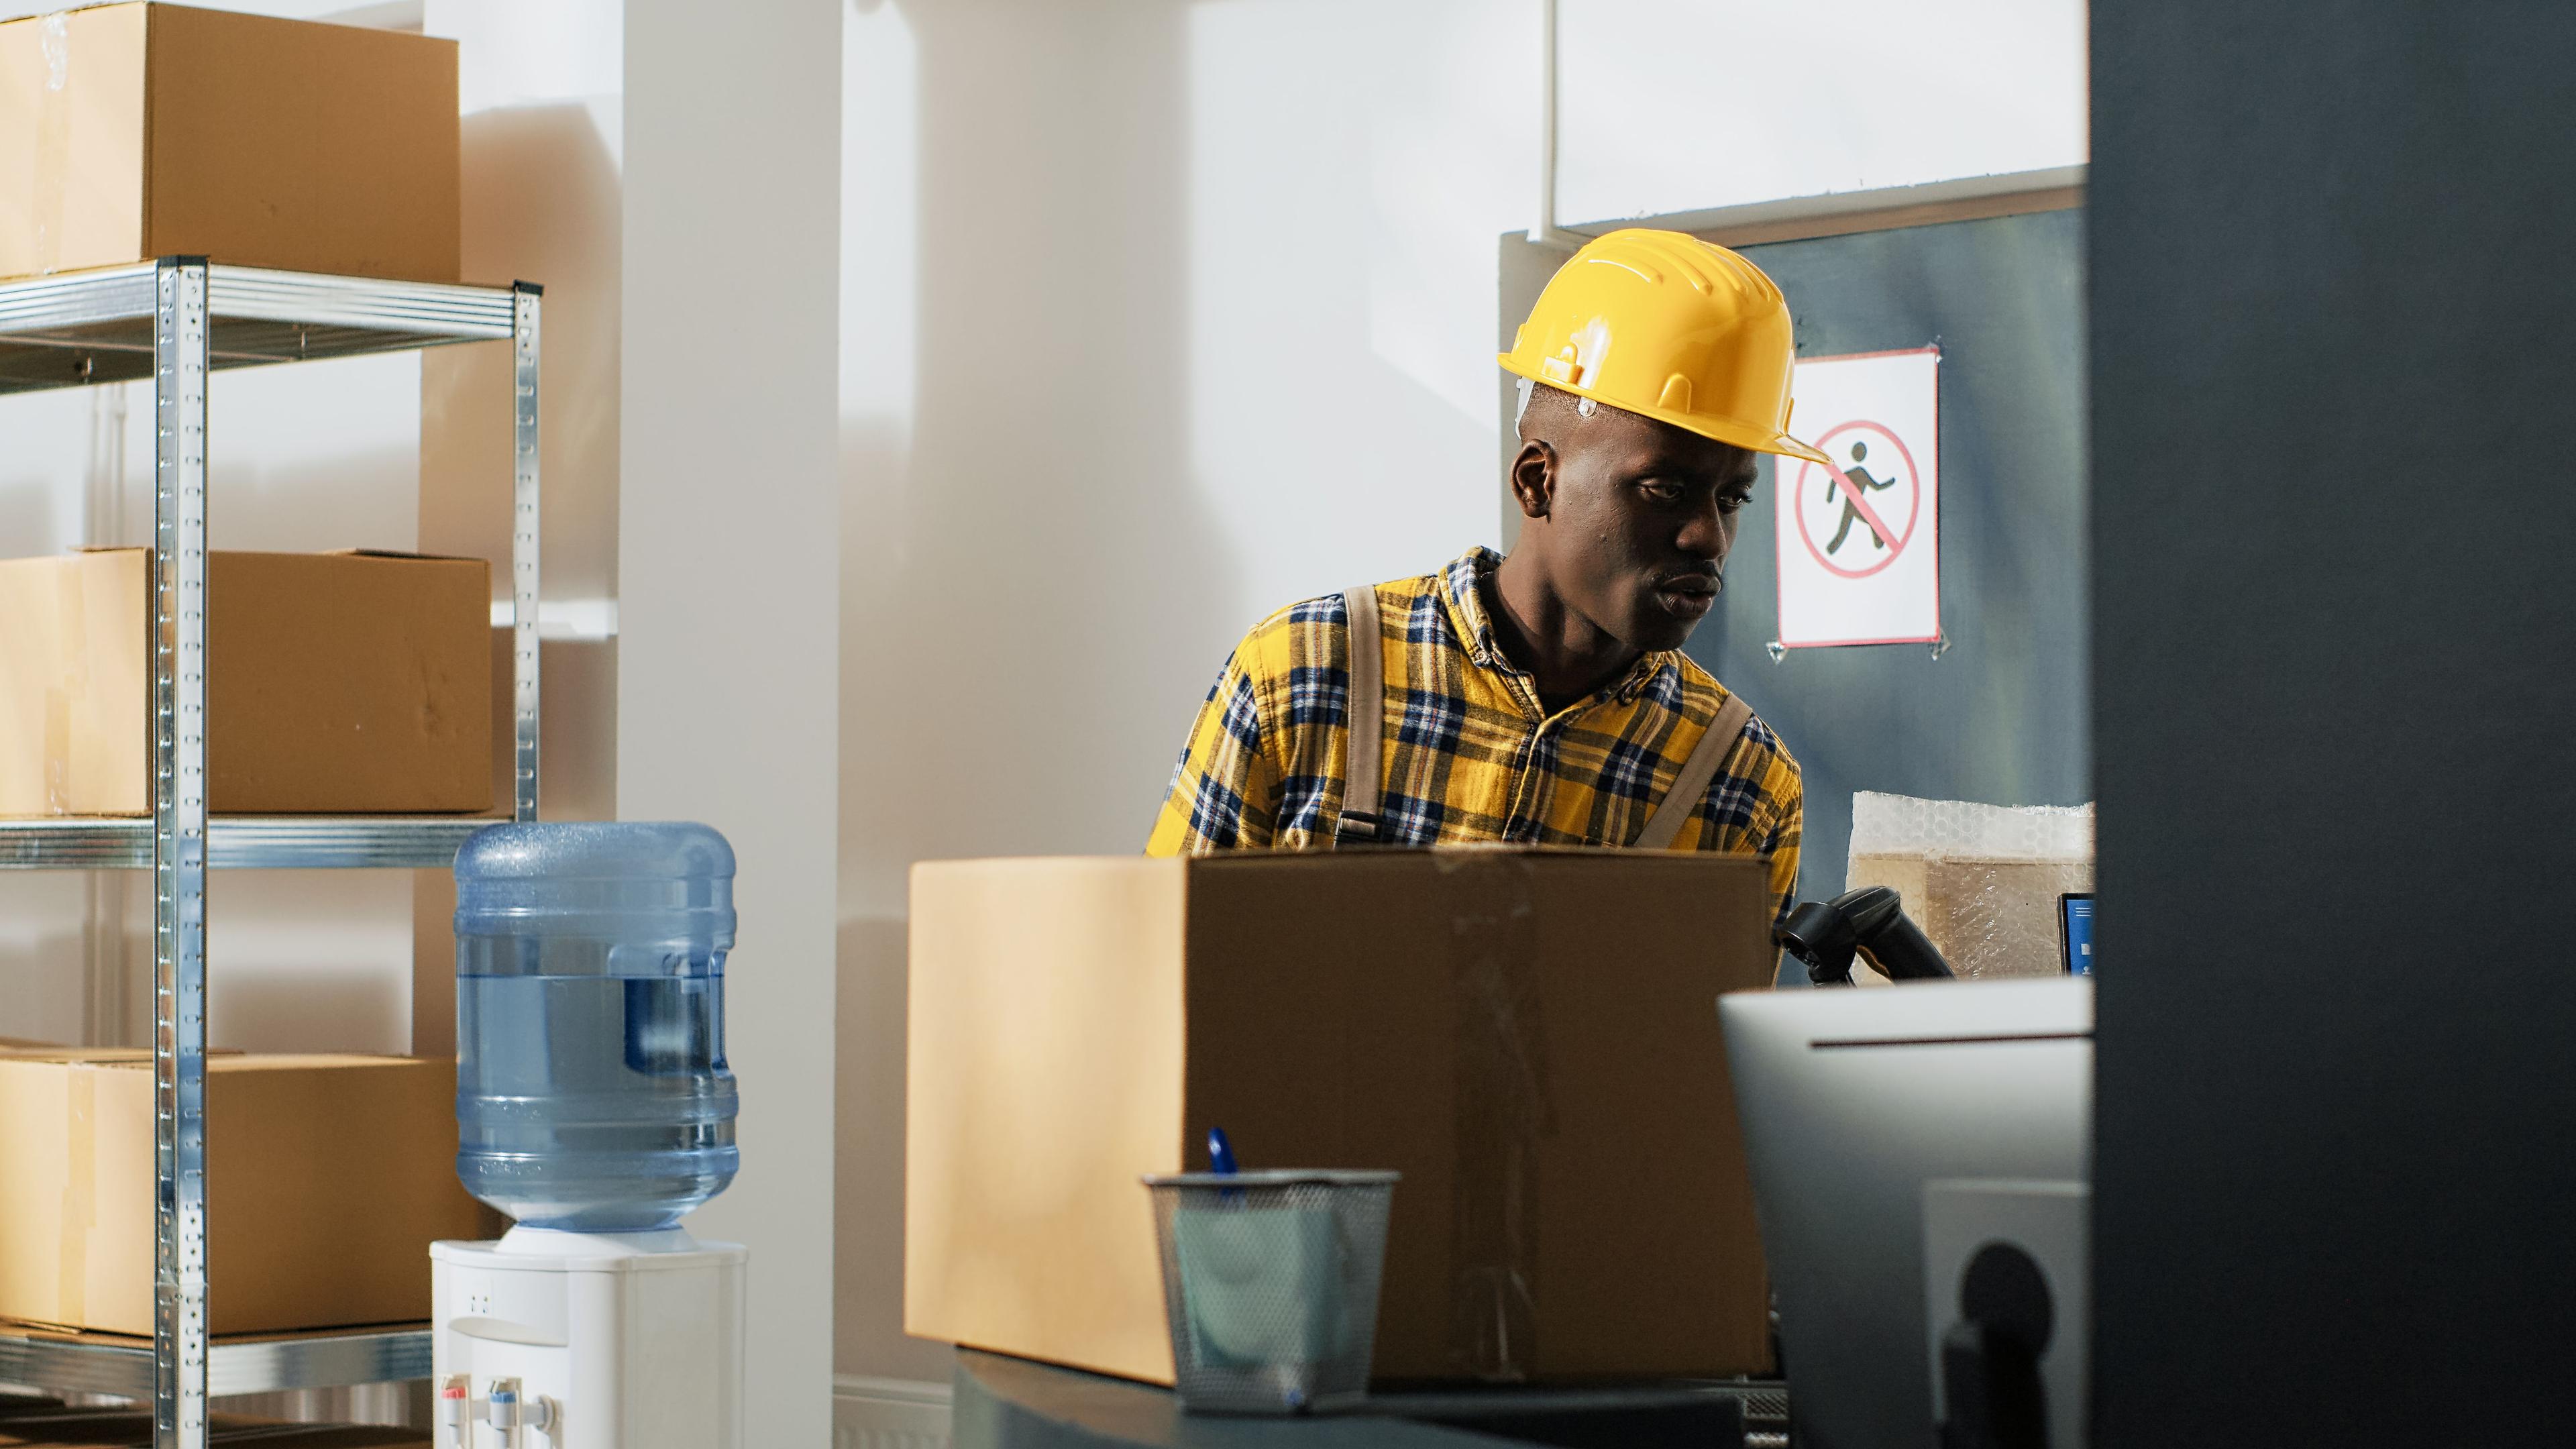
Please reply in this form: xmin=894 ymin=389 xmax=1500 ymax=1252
xmin=1142 ymin=1169 xmax=1400 ymax=1414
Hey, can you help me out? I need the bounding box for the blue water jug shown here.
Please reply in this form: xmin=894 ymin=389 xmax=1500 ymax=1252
xmin=452 ymin=822 xmax=739 ymax=1232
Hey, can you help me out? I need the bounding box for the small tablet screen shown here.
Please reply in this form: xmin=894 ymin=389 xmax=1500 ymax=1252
xmin=2060 ymin=892 xmax=2095 ymax=976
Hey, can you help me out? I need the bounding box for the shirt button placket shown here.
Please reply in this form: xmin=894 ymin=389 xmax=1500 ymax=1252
xmin=1503 ymin=716 xmax=1560 ymax=843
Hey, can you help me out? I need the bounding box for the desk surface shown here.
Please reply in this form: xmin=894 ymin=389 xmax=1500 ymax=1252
xmin=950 ymin=1350 xmax=1754 ymax=1449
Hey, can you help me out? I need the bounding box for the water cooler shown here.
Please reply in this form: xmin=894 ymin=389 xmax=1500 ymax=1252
xmin=430 ymin=823 xmax=747 ymax=1448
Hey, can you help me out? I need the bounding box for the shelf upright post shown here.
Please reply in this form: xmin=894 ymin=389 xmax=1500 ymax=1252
xmin=151 ymin=258 xmax=213 ymax=1449
xmin=512 ymin=283 xmax=541 ymax=821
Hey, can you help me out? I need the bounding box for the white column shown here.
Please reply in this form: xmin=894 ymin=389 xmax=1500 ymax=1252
xmin=621 ymin=2 xmax=842 ymax=1442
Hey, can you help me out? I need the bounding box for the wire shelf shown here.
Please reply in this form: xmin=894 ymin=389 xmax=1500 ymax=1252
xmin=0 ymin=264 xmax=519 ymax=394
xmin=0 ymin=816 xmax=500 ymax=871
xmin=0 ymin=1324 xmax=431 ymax=1400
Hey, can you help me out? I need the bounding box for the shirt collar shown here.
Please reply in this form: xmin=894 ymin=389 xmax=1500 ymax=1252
xmin=1440 ymin=546 xmax=1675 ymax=708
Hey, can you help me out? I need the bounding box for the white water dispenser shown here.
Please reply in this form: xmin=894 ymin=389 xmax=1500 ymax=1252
xmin=431 ymin=823 xmax=747 ymax=1448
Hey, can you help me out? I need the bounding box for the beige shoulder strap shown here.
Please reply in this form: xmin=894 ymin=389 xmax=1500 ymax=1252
xmin=1632 ymin=691 xmax=1754 ymax=850
xmin=1334 ymin=586 xmax=1385 ymax=845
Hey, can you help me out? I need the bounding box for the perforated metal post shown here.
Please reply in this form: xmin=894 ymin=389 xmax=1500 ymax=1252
xmin=152 ymin=258 xmax=210 ymax=1449
xmin=512 ymin=284 xmax=541 ymax=820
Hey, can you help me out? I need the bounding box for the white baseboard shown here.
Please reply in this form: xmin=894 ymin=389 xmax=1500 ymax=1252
xmin=832 ymin=1374 xmax=953 ymax=1449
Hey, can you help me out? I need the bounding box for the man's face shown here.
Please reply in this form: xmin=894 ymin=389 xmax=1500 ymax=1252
xmin=1534 ymin=405 xmax=1760 ymax=653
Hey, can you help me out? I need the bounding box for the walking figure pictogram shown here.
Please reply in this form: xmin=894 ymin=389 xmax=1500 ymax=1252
xmin=1826 ymin=439 xmax=1898 ymax=554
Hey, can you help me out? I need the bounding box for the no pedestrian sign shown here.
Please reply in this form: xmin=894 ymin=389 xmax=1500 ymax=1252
xmin=1773 ymin=347 xmax=1941 ymax=648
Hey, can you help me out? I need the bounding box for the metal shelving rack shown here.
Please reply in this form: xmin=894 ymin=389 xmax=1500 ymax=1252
xmin=0 ymin=258 xmax=541 ymax=1448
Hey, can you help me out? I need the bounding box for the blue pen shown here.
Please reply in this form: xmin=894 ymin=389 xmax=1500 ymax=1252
xmin=1208 ymin=1126 xmax=1239 ymax=1176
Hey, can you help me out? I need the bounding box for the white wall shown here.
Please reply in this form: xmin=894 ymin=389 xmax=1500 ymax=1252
xmin=623 ymin=2 xmax=842 ymax=1444
xmin=421 ymin=0 xmax=625 ymax=834
xmin=1553 ymin=0 xmax=2089 ymax=223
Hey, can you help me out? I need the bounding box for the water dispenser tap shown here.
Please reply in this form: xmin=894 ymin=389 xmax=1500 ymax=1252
xmin=437 ymin=1376 xmax=470 ymax=1444
xmin=488 ymin=1381 xmax=519 ymax=1442
xmin=484 ymin=1378 xmax=561 ymax=1446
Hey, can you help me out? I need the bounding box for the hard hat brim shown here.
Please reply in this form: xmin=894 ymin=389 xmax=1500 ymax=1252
xmin=1499 ymin=354 xmax=1833 ymax=467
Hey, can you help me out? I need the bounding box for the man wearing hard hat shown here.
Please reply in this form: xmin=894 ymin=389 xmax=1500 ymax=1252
xmin=1148 ymin=229 xmax=1821 ymax=929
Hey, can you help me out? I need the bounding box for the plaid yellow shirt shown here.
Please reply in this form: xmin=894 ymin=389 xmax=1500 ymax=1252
xmin=1146 ymin=547 xmax=1805 ymax=927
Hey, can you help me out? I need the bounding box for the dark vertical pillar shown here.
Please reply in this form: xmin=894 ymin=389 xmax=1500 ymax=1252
xmin=2090 ymin=6 xmax=2576 ymax=1444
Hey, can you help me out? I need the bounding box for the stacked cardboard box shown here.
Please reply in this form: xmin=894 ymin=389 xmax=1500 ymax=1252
xmin=0 ymin=549 xmax=493 ymax=816
xmin=0 ymin=1047 xmax=492 ymax=1337
xmin=0 ymin=3 xmax=458 ymax=282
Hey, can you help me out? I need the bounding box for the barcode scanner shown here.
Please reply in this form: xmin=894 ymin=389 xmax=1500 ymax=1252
xmin=1774 ymin=885 xmax=1957 ymax=985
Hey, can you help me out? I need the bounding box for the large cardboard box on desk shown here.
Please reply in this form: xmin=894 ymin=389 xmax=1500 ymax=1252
xmin=0 ymin=1051 xmax=491 ymax=1336
xmin=0 ymin=549 xmax=492 ymax=815
xmin=907 ymin=851 xmax=1780 ymax=1385
xmin=0 ymin=3 xmax=458 ymax=282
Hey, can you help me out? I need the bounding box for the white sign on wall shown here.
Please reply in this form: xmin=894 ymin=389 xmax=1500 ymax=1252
xmin=1773 ymin=347 xmax=1942 ymax=649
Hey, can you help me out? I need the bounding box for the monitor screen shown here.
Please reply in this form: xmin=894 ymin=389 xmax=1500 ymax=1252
xmin=2061 ymin=892 xmax=2094 ymax=975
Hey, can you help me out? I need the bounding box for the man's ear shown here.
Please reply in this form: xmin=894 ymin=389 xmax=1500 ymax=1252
xmin=1509 ymin=439 xmax=1556 ymax=521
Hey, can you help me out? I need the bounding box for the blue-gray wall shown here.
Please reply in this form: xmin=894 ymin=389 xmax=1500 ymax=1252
xmin=1685 ymin=209 xmax=2092 ymax=909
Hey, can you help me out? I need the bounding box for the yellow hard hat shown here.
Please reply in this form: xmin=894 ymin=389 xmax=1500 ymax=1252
xmin=1500 ymin=229 xmax=1829 ymax=466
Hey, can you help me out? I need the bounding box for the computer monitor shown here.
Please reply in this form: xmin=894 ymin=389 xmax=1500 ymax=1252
xmin=1719 ymin=978 xmax=2091 ymax=1449
xmin=2060 ymin=892 xmax=2095 ymax=975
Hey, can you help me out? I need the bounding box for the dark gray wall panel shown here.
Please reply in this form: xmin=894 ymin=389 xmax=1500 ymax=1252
xmin=2091 ymin=5 xmax=2576 ymax=1442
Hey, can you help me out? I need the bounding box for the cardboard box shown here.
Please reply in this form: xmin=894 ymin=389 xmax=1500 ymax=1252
xmin=0 ymin=1051 xmax=490 ymax=1336
xmin=906 ymin=851 xmax=1780 ymax=1386
xmin=1847 ymin=853 xmax=2094 ymax=979
xmin=0 ymin=549 xmax=492 ymax=815
xmin=0 ymin=3 xmax=458 ymax=283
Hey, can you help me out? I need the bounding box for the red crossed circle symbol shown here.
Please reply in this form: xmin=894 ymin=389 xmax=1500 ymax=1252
xmin=1793 ymin=420 xmax=1922 ymax=580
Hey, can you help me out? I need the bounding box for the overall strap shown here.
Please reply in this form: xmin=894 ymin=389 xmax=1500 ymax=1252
xmin=1334 ymin=586 xmax=1385 ymax=845
xmin=1632 ymin=692 xmax=1754 ymax=849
